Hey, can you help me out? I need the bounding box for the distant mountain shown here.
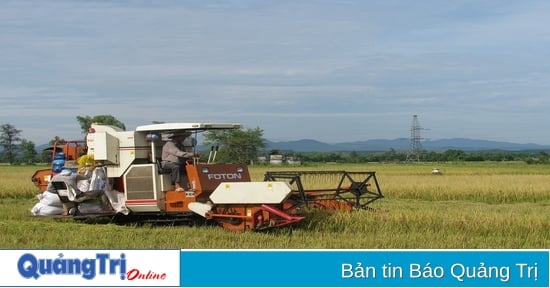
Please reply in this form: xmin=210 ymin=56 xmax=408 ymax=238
xmin=28 ymin=138 xmax=550 ymax=154
xmin=264 ymin=138 xmax=550 ymax=152
xmin=422 ymin=138 xmax=550 ymax=151
xmin=264 ymin=139 xmax=338 ymax=152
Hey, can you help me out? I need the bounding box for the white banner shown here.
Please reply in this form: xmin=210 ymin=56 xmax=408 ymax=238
xmin=3 ymin=249 xmax=180 ymax=287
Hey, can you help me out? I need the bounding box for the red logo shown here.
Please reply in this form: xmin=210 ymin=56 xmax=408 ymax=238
xmin=126 ymin=269 xmax=167 ymax=280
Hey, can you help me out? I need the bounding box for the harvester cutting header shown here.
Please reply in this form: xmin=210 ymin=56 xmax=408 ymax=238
xmin=31 ymin=122 xmax=384 ymax=232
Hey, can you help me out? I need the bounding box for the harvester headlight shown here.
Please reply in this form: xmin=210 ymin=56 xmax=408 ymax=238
xmin=201 ymin=167 xmax=210 ymax=174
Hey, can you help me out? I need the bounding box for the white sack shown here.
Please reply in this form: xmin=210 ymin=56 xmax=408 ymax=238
xmin=77 ymin=179 xmax=90 ymax=192
xmin=31 ymin=203 xmax=64 ymax=216
xmin=90 ymin=166 xmax=111 ymax=191
xmin=37 ymin=191 xmax=63 ymax=208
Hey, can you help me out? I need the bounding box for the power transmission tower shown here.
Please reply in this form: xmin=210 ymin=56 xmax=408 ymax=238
xmin=406 ymin=115 xmax=427 ymax=162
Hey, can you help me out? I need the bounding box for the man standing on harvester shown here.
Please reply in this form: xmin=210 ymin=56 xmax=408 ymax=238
xmin=161 ymin=131 xmax=200 ymax=191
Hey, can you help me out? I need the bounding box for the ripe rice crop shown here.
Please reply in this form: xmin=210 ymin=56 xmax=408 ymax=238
xmin=0 ymin=165 xmax=44 ymax=198
xmin=0 ymin=162 xmax=548 ymax=248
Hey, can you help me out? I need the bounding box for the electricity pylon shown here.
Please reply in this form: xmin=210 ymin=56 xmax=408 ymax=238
xmin=406 ymin=115 xmax=427 ymax=162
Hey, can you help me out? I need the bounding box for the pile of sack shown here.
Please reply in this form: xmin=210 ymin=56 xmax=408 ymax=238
xmin=30 ymin=191 xmax=64 ymax=216
xmin=30 ymin=154 xmax=128 ymax=216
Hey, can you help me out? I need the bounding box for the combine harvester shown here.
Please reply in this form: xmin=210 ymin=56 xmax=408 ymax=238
xmin=31 ymin=122 xmax=384 ymax=232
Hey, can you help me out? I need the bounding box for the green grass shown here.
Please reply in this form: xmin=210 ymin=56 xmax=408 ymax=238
xmin=0 ymin=163 xmax=549 ymax=248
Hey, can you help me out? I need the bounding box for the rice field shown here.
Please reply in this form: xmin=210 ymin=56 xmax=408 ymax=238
xmin=0 ymin=162 xmax=549 ymax=249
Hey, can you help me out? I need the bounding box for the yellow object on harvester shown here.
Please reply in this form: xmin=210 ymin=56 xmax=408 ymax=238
xmin=78 ymin=154 xmax=104 ymax=167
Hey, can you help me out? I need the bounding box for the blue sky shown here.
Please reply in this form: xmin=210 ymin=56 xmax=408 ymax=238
xmin=1 ymin=0 xmax=549 ymax=145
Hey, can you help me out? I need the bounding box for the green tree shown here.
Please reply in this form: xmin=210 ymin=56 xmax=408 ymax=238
xmin=442 ymin=149 xmax=466 ymax=161
xmin=0 ymin=123 xmax=22 ymax=164
xmin=76 ymin=115 xmax=126 ymax=135
xmin=20 ymin=139 xmax=38 ymax=164
xmin=349 ymin=150 xmax=360 ymax=163
xmin=203 ymin=127 xmax=266 ymax=164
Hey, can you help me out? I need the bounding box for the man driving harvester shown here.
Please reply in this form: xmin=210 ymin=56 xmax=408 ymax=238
xmin=161 ymin=131 xmax=200 ymax=191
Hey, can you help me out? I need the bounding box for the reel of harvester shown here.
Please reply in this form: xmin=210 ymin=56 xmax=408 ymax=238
xmin=263 ymin=170 xmax=384 ymax=214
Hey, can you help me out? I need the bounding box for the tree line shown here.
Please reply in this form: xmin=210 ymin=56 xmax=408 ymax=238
xmin=284 ymin=149 xmax=550 ymax=164
xmin=1 ymin=116 xmax=549 ymax=165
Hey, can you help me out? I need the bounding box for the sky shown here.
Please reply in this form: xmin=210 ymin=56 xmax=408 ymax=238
xmin=1 ymin=0 xmax=550 ymax=146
